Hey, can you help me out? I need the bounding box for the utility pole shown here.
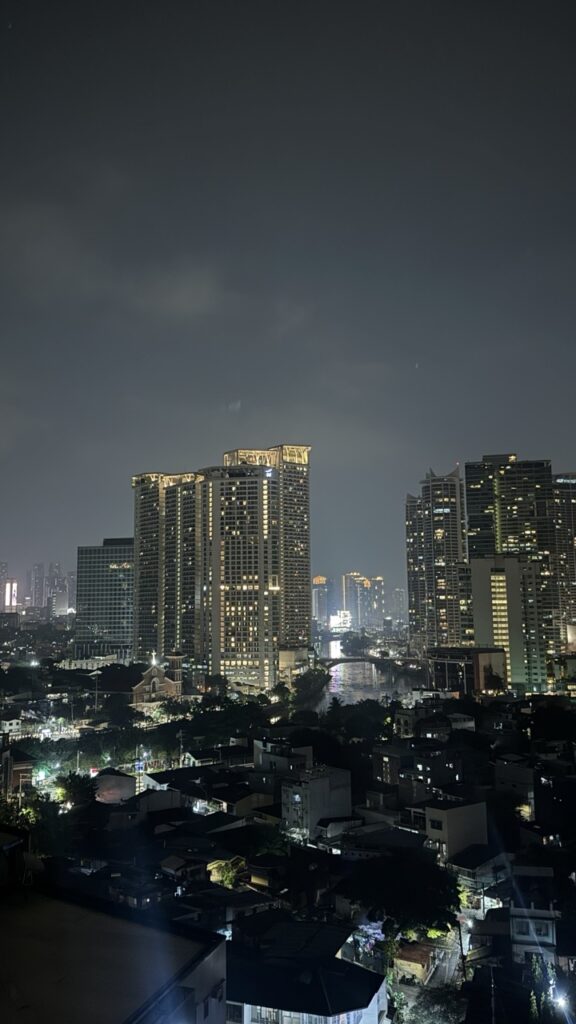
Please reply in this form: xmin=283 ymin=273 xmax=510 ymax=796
xmin=457 ymin=918 xmax=467 ymax=982
xmin=76 ymin=747 xmax=80 ymax=773
xmin=491 ymin=964 xmax=496 ymax=1024
xmin=177 ymin=729 xmax=184 ymax=767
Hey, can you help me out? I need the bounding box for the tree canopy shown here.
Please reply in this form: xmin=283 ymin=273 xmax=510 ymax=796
xmin=343 ymin=852 xmax=460 ymax=932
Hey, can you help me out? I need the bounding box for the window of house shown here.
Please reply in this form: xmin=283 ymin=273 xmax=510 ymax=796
xmin=429 ymin=819 xmax=443 ymax=831
xmin=227 ymin=1004 xmax=243 ymax=1024
xmin=535 ymin=922 xmax=549 ymax=937
xmin=515 ymin=920 xmax=529 ymax=935
xmin=252 ymin=1010 xmax=280 ymax=1024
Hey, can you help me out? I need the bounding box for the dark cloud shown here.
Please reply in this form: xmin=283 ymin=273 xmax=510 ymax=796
xmin=2 ymin=1 xmax=576 ymax=590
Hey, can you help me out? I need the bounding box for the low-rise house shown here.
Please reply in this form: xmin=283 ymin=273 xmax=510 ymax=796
xmin=108 ymin=788 xmax=182 ymax=829
xmin=171 ymin=883 xmax=277 ymax=936
xmin=253 ymin=738 xmax=313 ymax=773
xmin=394 ymin=704 xmax=441 ymax=739
xmin=394 ymin=941 xmax=436 ymax=984
xmin=494 ymin=754 xmax=536 ymax=819
xmin=447 ymin=844 xmax=513 ymax=909
xmin=509 ymin=866 xmax=559 ymax=964
xmin=372 ymin=742 xmax=414 ymax=785
xmin=402 ymin=799 xmax=488 ymax=861
xmin=1 ymin=742 xmax=36 ymax=798
xmin=281 ymin=765 xmax=352 ymax=842
xmin=468 ymin=865 xmax=560 ymax=965
xmin=0 ymin=712 xmax=23 ymax=738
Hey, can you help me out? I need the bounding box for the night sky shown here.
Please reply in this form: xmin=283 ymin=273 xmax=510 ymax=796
xmin=2 ymin=1 xmax=576 ymax=591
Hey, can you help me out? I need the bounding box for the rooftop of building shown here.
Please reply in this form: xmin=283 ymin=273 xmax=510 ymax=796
xmin=1 ymin=744 xmax=36 ymax=764
xmin=227 ymin=943 xmax=383 ymax=1015
xmin=447 ymin=844 xmax=510 ymax=870
xmin=423 ymin=798 xmax=484 ymax=812
xmin=395 ymin=941 xmax=434 ymax=966
xmin=233 ymin=911 xmax=351 ymax=959
xmin=0 ymin=891 xmax=222 ymax=1024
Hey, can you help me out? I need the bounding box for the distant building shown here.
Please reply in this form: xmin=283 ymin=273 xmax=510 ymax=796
xmin=341 ymin=572 xmax=385 ymax=631
xmin=465 ymin=454 xmax=561 ymax=688
xmin=195 ymin=463 xmax=281 ymax=691
xmin=30 ymin=562 xmax=46 ymax=607
xmin=223 ymin=445 xmax=311 ymax=650
xmin=554 ymin=473 xmax=576 ymax=647
xmin=389 ymin=587 xmax=407 ymax=624
xmin=45 ymin=562 xmax=68 ymax=618
xmin=132 ymin=444 xmax=311 ymax=685
xmin=75 ymin=538 xmax=134 ymax=659
xmin=406 ymin=468 xmax=470 ymax=650
xmin=312 ymin=575 xmax=329 ymax=627
xmin=132 ymin=472 xmax=196 ymax=661
xmin=470 ymin=556 xmax=526 ymax=686
xmin=3 ymin=578 xmax=17 ymax=612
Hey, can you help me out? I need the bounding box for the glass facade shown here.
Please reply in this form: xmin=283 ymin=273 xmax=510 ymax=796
xmin=75 ymin=538 xmax=134 ymax=658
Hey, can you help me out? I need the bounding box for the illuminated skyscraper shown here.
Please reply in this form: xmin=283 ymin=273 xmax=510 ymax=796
xmin=470 ymin=556 xmax=525 ymax=685
xmin=553 ymin=473 xmax=576 ymax=647
xmin=312 ymin=575 xmax=329 ymax=627
xmin=341 ymin=572 xmax=385 ymax=630
xmin=223 ymin=445 xmax=311 ymax=649
xmin=406 ymin=468 xmax=470 ymax=649
xmin=3 ymin=578 xmax=17 ymax=612
xmin=406 ymin=494 xmax=426 ymax=646
xmin=132 ymin=473 xmax=196 ymax=660
xmin=195 ymin=464 xmax=280 ymax=689
xmin=30 ymin=563 xmax=46 ymax=607
xmin=389 ymin=587 xmax=407 ymax=624
xmin=465 ymin=454 xmax=560 ymax=687
xmin=76 ymin=538 xmax=134 ymax=659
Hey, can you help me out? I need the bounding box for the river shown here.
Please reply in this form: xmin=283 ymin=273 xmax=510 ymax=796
xmin=319 ymin=639 xmax=416 ymax=709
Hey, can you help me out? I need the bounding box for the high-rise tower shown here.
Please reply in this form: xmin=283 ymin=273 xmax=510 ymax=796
xmin=406 ymin=468 xmax=470 ymax=649
xmin=465 ymin=454 xmax=560 ymax=687
xmin=195 ymin=463 xmax=281 ymax=689
xmin=553 ymin=473 xmax=576 ymax=648
xmin=76 ymin=538 xmax=134 ymax=659
xmin=132 ymin=473 xmax=196 ymax=660
xmin=222 ymin=445 xmax=311 ymax=649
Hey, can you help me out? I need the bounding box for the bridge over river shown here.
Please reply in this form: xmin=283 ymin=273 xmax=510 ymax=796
xmin=318 ymin=655 xmax=420 ymax=672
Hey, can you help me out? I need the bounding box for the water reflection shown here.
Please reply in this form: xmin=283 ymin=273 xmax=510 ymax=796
xmin=320 ymin=639 xmax=414 ymax=709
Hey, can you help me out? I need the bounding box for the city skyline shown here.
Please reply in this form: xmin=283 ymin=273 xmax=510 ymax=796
xmin=3 ymin=3 xmax=576 ymax=591
xmin=6 ymin=443 xmax=576 ymax=602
